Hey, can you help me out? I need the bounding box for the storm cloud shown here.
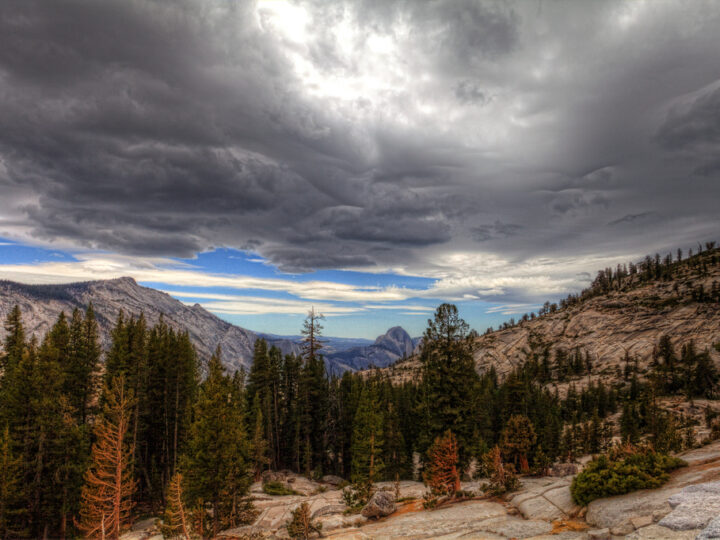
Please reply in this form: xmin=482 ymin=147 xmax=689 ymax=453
xmin=1 ymin=0 xmax=720 ymax=300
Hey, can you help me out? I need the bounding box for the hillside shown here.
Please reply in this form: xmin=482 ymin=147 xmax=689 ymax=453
xmin=386 ymin=247 xmax=720 ymax=387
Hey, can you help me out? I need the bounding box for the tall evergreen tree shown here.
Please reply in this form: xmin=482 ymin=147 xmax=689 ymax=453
xmin=418 ymin=304 xmax=479 ymax=464
xmin=350 ymin=385 xmax=384 ymax=486
xmin=182 ymin=347 xmax=251 ymax=536
xmin=0 ymin=425 xmax=23 ymax=539
xmin=1 ymin=306 xmax=25 ymax=374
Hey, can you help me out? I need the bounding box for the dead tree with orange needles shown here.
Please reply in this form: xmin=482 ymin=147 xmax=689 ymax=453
xmin=161 ymin=472 xmax=192 ymax=540
xmin=423 ymin=430 xmax=461 ymax=496
xmin=76 ymin=376 xmax=136 ymax=539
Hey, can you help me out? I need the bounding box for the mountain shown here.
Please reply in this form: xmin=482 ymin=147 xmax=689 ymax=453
xmin=0 ymin=277 xmax=415 ymax=375
xmin=0 ymin=277 xmax=301 ymax=373
xmin=324 ymin=326 xmax=416 ymax=373
xmin=257 ymin=333 xmax=374 ymax=355
xmin=386 ymin=247 xmax=720 ymax=387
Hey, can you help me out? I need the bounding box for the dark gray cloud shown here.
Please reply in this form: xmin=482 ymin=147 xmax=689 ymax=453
xmin=1 ymin=0 xmax=720 ymax=291
xmin=471 ymin=221 xmax=522 ymax=242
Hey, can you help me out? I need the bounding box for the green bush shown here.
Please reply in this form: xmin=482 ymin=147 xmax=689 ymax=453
xmin=342 ymin=482 xmax=373 ymax=513
xmin=263 ymin=481 xmax=300 ymax=496
xmin=571 ymin=445 xmax=686 ymax=506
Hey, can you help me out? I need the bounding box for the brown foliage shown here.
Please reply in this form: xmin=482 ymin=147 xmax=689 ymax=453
xmin=76 ymin=377 xmax=136 ymax=539
xmin=482 ymin=446 xmax=519 ymax=495
xmin=423 ymin=430 xmax=461 ymax=496
xmin=162 ymin=472 xmax=192 ymax=540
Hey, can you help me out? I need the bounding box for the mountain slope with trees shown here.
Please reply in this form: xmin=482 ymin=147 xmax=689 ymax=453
xmin=387 ymin=244 xmax=720 ymax=389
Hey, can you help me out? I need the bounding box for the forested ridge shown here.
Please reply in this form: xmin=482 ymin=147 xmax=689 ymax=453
xmin=0 ymin=245 xmax=719 ymax=538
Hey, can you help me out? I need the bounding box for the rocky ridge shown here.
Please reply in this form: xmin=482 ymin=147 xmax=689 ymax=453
xmin=385 ymin=252 xmax=720 ymax=386
xmin=0 ymin=277 xmax=417 ymax=374
xmin=0 ymin=277 xmax=276 ymax=372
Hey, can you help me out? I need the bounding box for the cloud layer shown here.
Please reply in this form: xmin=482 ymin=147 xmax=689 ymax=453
xmin=1 ymin=0 xmax=720 ymax=303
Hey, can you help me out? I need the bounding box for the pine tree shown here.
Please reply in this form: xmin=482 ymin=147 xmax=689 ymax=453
xmin=351 ymin=385 xmax=384 ymax=486
xmin=251 ymin=399 xmax=269 ymax=481
xmin=419 ymin=304 xmax=479 ymax=464
xmin=301 ymin=308 xmax=325 ymax=362
xmin=161 ymin=472 xmax=193 ymax=540
xmin=79 ymin=304 xmax=101 ymax=423
xmin=0 ymin=425 xmax=24 ymax=539
xmin=383 ymin=398 xmax=407 ymax=482
xmin=297 ymin=310 xmax=329 ymax=475
xmin=286 ymin=502 xmax=321 ymax=539
xmin=1 ymin=306 xmax=25 ymax=374
xmin=182 ymin=347 xmax=252 ymax=536
xmin=500 ymin=415 xmax=537 ymax=473
xmin=77 ymin=376 xmax=136 ymax=539
xmin=691 ymin=350 xmax=718 ymax=398
xmin=484 ymin=445 xmax=519 ymax=494
xmin=423 ymin=430 xmax=460 ymax=496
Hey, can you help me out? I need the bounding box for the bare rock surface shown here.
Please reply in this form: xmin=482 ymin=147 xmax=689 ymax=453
xmin=507 ymin=477 xmax=579 ymax=521
xmin=697 ymin=515 xmax=720 ymax=540
xmin=658 ymin=481 xmax=720 ymax=530
xmin=327 ymin=500 xmax=509 ymax=539
xmin=626 ymin=524 xmax=702 ymax=539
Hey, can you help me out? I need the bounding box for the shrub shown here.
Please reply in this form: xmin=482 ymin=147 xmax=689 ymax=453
xmin=342 ymin=482 xmax=372 ymax=513
xmin=481 ymin=446 xmax=519 ymax=495
xmin=263 ymin=481 xmax=300 ymax=496
xmin=570 ymin=443 xmax=686 ymax=506
xmin=286 ymin=502 xmax=322 ymax=539
xmin=421 ymin=491 xmax=438 ymax=509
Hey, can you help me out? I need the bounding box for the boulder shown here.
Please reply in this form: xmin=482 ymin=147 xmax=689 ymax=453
xmin=586 ymin=529 xmax=611 ymax=540
xmin=321 ymin=474 xmax=345 ymax=486
xmin=549 ymin=463 xmax=579 ymax=477
xmin=261 ymin=470 xmax=286 ymax=483
xmin=361 ymin=490 xmax=396 ymax=518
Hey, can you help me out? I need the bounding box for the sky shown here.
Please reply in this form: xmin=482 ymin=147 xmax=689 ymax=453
xmin=0 ymin=0 xmax=719 ymax=338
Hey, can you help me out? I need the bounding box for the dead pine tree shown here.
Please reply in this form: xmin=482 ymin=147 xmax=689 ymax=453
xmin=162 ymin=472 xmax=192 ymax=540
xmin=76 ymin=376 xmax=136 ymax=539
xmin=423 ymin=430 xmax=461 ymax=497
